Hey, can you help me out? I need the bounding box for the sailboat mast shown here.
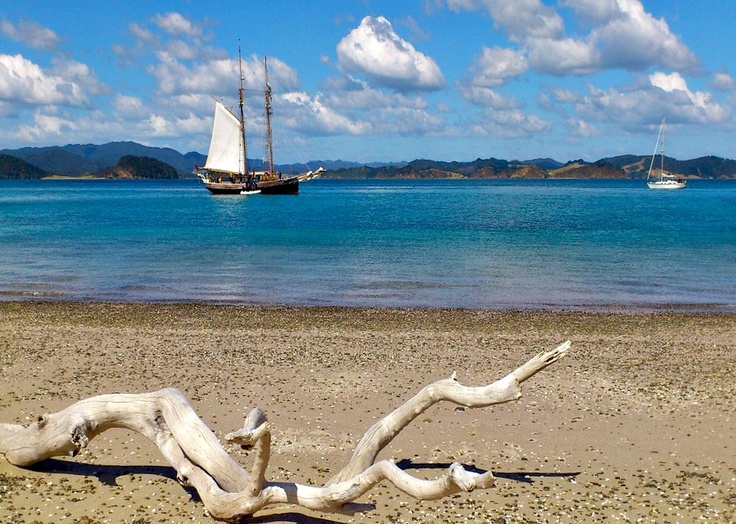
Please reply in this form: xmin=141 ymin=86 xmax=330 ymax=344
xmin=264 ymin=56 xmax=275 ymax=175
xmin=238 ymin=46 xmax=249 ymax=175
xmin=660 ymin=117 xmax=665 ymax=180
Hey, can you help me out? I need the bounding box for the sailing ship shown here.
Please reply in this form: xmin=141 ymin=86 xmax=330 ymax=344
xmin=646 ymin=117 xmax=686 ymax=190
xmin=196 ymin=52 xmax=323 ymax=195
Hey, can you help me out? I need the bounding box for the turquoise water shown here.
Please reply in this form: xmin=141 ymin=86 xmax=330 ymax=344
xmin=1 ymin=178 xmax=735 ymax=310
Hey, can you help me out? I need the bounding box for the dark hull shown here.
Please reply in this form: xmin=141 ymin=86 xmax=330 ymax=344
xmin=203 ymin=181 xmax=248 ymax=194
xmin=257 ymin=176 xmax=299 ymax=194
xmin=203 ymin=176 xmax=299 ymax=195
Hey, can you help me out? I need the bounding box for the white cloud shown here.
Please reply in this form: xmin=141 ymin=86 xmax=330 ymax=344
xmin=0 ymin=54 xmax=91 ymax=108
xmin=280 ymin=79 xmax=444 ymax=138
xmin=129 ymin=22 xmax=157 ymax=43
xmin=153 ymin=12 xmax=204 ymax=39
xmin=8 ymin=109 xmax=95 ymax=144
xmin=553 ymin=75 xmax=730 ymax=130
xmin=147 ymin=113 xmax=206 ymax=137
xmin=163 ymin=39 xmax=201 ymax=61
xmin=50 ymin=58 xmax=109 ymax=96
xmin=710 ymin=72 xmax=736 ymax=91
xmin=337 ymin=16 xmax=445 ymax=91
xmin=565 ymin=117 xmax=600 ymax=137
xmin=446 ymin=0 xmax=564 ymax=41
xmin=469 ymin=107 xmax=552 ymax=138
xmin=148 ymin=52 xmax=299 ymax=102
xmin=114 ymin=94 xmax=147 ymax=120
xmin=282 ymin=91 xmax=370 ymax=135
xmin=588 ymin=0 xmax=699 ymax=72
xmin=649 ymin=71 xmax=689 ymax=94
xmin=648 ymin=71 xmax=728 ymax=122
xmin=559 ymin=0 xmax=621 ymax=24
xmin=455 ymin=0 xmax=698 ymax=78
xmin=458 ymin=84 xmax=519 ymax=110
xmin=0 ymin=18 xmax=60 ymax=50
xmin=469 ymin=46 xmax=528 ymax=87
xmin=550 ymin=87 xmax=581 ymax=104
xmin=321 ymin=76 xmax=428 ymax=112
xmin=483 ymin=0 xmax=565 ymax=41
xmin=526 ymin=36 xmax=599 ymax=76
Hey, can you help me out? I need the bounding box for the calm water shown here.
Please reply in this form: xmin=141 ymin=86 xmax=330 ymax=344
xmin=1 ymin=178 xmax=735 ymax=311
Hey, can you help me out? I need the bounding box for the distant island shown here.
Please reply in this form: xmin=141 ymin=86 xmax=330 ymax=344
xmin=2 ymin=141 xmax=736 ymax=180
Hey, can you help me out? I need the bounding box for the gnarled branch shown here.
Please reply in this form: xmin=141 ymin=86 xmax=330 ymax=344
xmin=0 ymin=341 xmax=570 ymax=522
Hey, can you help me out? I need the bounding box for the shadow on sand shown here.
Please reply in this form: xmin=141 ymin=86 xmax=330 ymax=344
xmin=24 ymin=457 xmax=579 ymax=523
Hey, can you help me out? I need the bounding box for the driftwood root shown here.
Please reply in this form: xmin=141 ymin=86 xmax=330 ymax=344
xmin=0 ymin=341 xmax=570 ymax=521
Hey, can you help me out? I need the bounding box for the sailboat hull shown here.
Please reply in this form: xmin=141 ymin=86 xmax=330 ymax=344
xmin=646 ymin=117 xmax=686 ymax=190
xmin=202 ymin=176 xmax=299 ymax=195
xmin=647 ymin=180 xmax=686 ymax=190
xmin=257 ymin=176 xmax=299 ymax=194
xmin=203 ymin=181 xmax=248 ymax=194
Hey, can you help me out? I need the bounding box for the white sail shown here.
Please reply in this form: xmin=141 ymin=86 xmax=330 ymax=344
xmin=203 ymin=101 xmax=244 ymax=175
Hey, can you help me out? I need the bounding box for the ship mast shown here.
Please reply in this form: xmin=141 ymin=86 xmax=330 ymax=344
xmin=264 ymin=56 xmax=275 ymax=176
xmin=238 ymin=45 xmax=249 ymax=176
xmin=660 ymin=116 xmax=665 ymax=178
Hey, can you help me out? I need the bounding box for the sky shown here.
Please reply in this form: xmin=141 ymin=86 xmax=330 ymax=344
xmin=1 ymin=0 xmax=735 ymax=165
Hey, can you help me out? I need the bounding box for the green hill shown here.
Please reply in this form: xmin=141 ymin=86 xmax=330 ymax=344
xmin=604 ymin=154 xmax=736 ymax=179
xmin=1 ymin=142 xmax=203 ymax=177
xmin=3 ymin=141 xmax=736 ymax=180
xmin=26 ymin=147 xmax=100 ymax=175
xmin=0 ymin=154 xmax=50 ymax=179
xmin=97 ymin=155 xmax=180 ymax=179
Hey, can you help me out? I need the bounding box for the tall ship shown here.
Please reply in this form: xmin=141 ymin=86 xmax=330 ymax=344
xmin=196 ymin=51 xmax=322 ymax=195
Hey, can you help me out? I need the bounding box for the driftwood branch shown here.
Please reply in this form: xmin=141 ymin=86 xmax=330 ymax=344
xmin=0 ymin=341 xmax=569 ymax=522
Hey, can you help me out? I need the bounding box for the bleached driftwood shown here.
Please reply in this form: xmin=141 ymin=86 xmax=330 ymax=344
xmin=0 ymin=341 xmax=569 ymax=522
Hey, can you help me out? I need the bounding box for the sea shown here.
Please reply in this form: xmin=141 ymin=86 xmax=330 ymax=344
xmin=1 ymin=178 xmax=735 ymax=312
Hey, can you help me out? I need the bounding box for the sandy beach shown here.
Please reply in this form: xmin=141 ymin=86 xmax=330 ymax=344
xmin=0 ymin=301 xmax=734 ymax=523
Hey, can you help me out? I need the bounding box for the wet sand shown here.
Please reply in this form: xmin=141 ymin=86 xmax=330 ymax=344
xmin=1 ymin=301 xmax=734 ymax=523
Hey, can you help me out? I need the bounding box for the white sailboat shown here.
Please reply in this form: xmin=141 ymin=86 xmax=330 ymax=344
xmin=195 ymin=51 xmax=323 ymax=195
xmin=646 ymin=117 xmax=686 ymax=190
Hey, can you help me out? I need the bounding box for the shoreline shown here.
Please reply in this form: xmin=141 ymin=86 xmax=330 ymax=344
xmin=1 ymin=301 xmax=735 ymax=522
xmin=2 ymin=296 xmax=735 ymax=315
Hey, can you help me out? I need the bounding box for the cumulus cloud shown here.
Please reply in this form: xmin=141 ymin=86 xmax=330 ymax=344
xmin=148 ymin=50 xmax=299 ymax=103
xmin=282 ymin=91 xmax=370 ymax=135
xmin=552 ymin=74 xmax=729 ymax=130
xmin=559 ymin=0 xmax=623 ymax=24
xmin=468 ymin=47 xmax=528 ymax=87
xmin=153 ymin=12 xmax=204 ymax=38
xmin=458 ymin=84 xmax=519 ymax=110
xmin=129 ymin=22 xmax=157 ymax=43
xmin=0 ymin=18 xmax=61 ymax=50
xmin=0 ymin=54 xmax=91 ymax=108
xmin=483 ymin=0 xmax=565 ymax=41
xmin=446 ymin=0 xmax=564 ymax=41
xmin=281 ymin=76 xmax=447 ymax=137
xmin=50 ymin=58 xmax=109 ymax=96
xmin=456 ymin=0 xmax=698 ymax=79
xmin=337 ymin=16 xmax=445 ymax=91
xmin=710 ymin=72 xmax=736 ymax=91
xmin=565 ymin=117 xmax=600 ymax=137
xmin=526 ymin=37 xmax=600 ymax=76
xmin=321 ymin=75 xmax=429 ymax=112
xmin=114 ymin=94 xmax=148 ymax=120
xmin=470 ymin=107 xmax=552 ymax=138
xmin=588 ymin=0 xmax=699 ymax=73
xmin=144 ymin=111 xmax=206 ymax=137
xmin=13 ymin=112 xmax=71 ymax=141
xmin=648 ymin=72 xmax=727 ymax=122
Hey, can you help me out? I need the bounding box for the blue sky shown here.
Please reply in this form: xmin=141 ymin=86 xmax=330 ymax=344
xmin=1 ymin=0 xmax=734 ymax=165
